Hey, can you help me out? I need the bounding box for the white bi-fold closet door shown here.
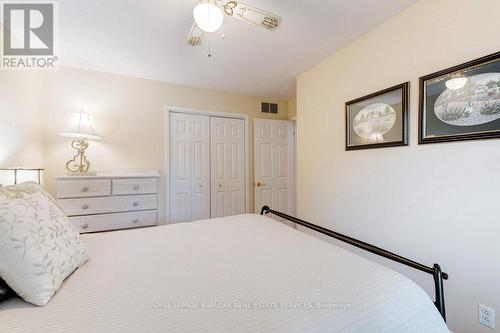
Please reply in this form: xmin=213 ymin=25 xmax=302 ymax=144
xmin=169 ymin=113 xmax=210 ymax=223
xmin=169 ymin=112 xmax=245 ymax=223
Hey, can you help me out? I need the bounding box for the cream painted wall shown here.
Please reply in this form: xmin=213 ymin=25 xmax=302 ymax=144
xmin=0 ymin=71 xmax=44 ymax=168
xmin=297 ymin=1 xmax=500 ymax=332
xmin=288 ymin=98 xmax=297 ymax=120
xmin=36 ymin=67 xmax=288 ymax=223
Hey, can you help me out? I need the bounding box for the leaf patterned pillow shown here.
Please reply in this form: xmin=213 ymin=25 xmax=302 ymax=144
xmin=0 ymin=182 xmax=89 ymax=306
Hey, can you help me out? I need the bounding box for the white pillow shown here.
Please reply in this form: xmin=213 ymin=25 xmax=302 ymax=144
xmin=0 ymin=182 xmax=89 ymax=306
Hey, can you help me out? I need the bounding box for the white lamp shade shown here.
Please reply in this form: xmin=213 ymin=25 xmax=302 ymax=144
xmin=193 ymin=2 xmax=224 ymax=33
xmin=60 ymin=112 xmax=101 ymax=140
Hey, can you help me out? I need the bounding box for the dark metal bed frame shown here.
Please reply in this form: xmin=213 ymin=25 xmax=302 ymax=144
xmin=260 ymin=206 xmax=448 ymax=322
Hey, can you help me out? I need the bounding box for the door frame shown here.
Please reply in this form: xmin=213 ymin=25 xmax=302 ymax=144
xmin=253 ymin=119 xmax=296 ymax=215
xmin=164 ymin=106 xmax=250 ymax=224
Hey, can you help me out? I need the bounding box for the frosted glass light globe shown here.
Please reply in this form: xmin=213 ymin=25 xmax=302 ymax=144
xmin=445 ymin=77 xmax=468 ymax=90
xmin=193 ymin=3 xmax=224 ymax=33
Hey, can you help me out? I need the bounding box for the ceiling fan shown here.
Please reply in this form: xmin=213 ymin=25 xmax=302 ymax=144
xmin=186 ymin=0 xmax=281 ymax=54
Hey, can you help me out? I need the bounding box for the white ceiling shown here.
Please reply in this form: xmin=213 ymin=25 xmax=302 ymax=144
xmin=59 ymin=0 xmax=418 ymax=99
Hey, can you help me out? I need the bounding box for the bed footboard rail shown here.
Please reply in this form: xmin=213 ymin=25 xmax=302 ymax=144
xmin=260 ymin=206 xmax=447 ymax=322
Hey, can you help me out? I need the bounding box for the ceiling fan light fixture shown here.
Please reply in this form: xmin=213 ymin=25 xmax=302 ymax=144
xmin=193 ymin=2 xmax=224 ymax=33
xmin=445 ymin=76 xmax=468 ymax=90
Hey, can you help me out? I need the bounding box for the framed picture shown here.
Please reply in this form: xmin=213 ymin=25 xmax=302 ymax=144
xmin=419 ymin=51 xmax=500 ymax=144
xmin=346 ymin=82 xmax=409 ymax=150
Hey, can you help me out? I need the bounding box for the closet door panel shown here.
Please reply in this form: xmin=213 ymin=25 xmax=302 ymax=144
xmin=170 ymin=114 xmax=191 ymax=223
xmin=210 ymin=117 xmax=245 ymax=218
xmin=190 ymin=116 xmax=210 ymax=221
xmin=169 ymin=113 xmax=210 ymax=223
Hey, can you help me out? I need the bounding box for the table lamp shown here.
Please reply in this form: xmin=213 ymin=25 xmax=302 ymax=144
xmin=60 ymin=111 xmax=101 ymax=174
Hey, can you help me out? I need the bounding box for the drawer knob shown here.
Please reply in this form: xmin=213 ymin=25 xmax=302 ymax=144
xmin=132 ymin=219 xmax=139 ymax=224
xmin=81 ymin=186 xmax=89 ymax=192
xmin=81 ymin=224 xmax=89 ymax=229
xmin=133 ymin=185 xmax=140 ymax=190
xmin=82 ymin=204 xmax=89 ymax=210
xmin=133 ymin=201 xmax=140 ymax=207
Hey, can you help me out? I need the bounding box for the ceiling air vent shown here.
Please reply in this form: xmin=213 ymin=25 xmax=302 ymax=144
xmin=261 ymin=102 xmax=278 ymax=114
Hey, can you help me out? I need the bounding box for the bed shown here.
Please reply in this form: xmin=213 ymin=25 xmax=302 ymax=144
xmin=0 ymin=212 xmax=449 ymax=332
xmin=0 ymin=211 xmax=448 ymax=333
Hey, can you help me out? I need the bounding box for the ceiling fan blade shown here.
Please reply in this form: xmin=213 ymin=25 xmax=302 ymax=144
xmin=222 ymin=1 xmax=281 ymax=31
xmin=186 ymin=22 xmax=203 ymax=46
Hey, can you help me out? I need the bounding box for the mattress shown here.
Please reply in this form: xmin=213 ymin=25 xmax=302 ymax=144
xmin=0 ymin=214 xmax=448 ymax=333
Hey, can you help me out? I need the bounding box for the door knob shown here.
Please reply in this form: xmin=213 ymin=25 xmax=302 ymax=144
xmin=218 ymin=184 xmax=222 ymax=188
xmin=256 ymin=182 xmax=266 ymax=187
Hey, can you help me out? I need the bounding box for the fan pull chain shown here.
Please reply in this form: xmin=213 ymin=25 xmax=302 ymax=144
xmin=208 ymin=35 xmax=212 ymax=58
xmin=207 ymin=0 xmax=212 ymax=58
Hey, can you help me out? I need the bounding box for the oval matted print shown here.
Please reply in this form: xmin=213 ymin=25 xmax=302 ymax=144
xmin=434 ymin=73 xmax=500 ymax=126
xmin=353 ymin=103 xmax=396 ymax=142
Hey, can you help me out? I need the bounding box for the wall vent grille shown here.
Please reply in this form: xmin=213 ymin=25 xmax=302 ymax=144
xmin=261 ymin=102 xmax=278 ymax=114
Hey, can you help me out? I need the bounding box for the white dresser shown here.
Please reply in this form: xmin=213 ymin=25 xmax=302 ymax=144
xmin=56 ymin=172 xmax=160 ymax=233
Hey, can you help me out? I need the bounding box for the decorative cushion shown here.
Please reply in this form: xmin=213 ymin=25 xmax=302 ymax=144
xmin=0 ymin=182 xmax=89 ymax=306
xmin=0 ymin=277 xmax=16 ymax=301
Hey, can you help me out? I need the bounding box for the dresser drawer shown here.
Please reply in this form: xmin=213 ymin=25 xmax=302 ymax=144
xmin=70 ymin=210 xmax=157 ymax=233
xmin=57 ymin=179 xmax=111 ymax=198
xmin=112 ymin=178 xmax=158 ymax=195
xmin=59 ymin=194 xmax=157 ymax=216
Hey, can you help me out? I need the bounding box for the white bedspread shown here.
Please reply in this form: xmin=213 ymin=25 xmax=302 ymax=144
xmin=0 ymin=214 xmax=448 ymax=332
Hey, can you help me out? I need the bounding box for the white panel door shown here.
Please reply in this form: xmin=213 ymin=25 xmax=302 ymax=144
xmin=210 ymin=117 xmax=246 ymax=218
xmin=254 ymin=119 xmax=295 ymax=215
xmin=169 ymin=112 xmax=210 ymax=223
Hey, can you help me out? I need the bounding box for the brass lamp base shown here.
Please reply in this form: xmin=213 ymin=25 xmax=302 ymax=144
xmin=66 ymin=139 xmax=92 ymax=173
